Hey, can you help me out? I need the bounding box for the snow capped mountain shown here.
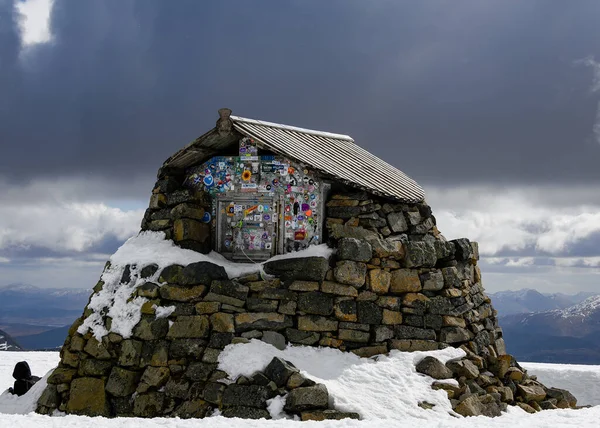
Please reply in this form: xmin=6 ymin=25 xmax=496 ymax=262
xmin=557 ymin=295 xmax=600 ymax=319
xmin=489 ymin=289 xmax=600 ymax=316
xmin=500 ymin=295 xmax=600 ymax=364
xmin=0 ymin=329 xmax=21 ymax=351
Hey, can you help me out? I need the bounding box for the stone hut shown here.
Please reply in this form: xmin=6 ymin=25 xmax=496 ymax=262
xmin=36 ymin=109 xmax=577 ymax=420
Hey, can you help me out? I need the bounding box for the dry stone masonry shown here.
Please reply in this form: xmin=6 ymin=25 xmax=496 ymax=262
xmin=36 ymin=111 xmax=579 ymax=419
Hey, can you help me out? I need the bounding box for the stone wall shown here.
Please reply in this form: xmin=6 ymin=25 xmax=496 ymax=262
xmin=36 ymin=186 xmax=578 ymax=419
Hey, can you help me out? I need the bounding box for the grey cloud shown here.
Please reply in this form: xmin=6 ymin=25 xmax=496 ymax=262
xmin=1 ymin=0 xmax=600 ymax=191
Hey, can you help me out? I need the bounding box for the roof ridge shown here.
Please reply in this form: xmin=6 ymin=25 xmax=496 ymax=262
xmin=230 ymin=115 xmax=354 ymax=142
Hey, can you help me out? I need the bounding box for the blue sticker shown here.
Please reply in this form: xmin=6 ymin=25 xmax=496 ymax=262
xmin=263 ymin=214 xmax=271 ymax=221
xmin=203 ymin=175 xmax=214 ymax=187
xmin=201 ymin=212 xmax=212 ymax=223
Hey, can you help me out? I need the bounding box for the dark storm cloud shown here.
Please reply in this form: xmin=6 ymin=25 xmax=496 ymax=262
xmin=1 ymin=0 xmax=600 ymax=190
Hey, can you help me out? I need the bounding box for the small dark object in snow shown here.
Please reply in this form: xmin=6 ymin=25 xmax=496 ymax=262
xmin=8 ymin=361 xmax=40 ymax=396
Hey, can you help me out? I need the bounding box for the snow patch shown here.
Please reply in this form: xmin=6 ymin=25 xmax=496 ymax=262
xmin=154 ymin=305 xmax=176 ymax=319
xmin=218 ymin=339 xmax=465 ymax=420
xmin=78 ymin=232 xmax=333 ymax=340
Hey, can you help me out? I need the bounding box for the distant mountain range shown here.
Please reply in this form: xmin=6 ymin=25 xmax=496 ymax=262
xmin=0 ymin=329 xmax=21 ymax=351
xmin=0 ymin=283 xmax=89 ymax=351
xmin=498 ymin=293 xmax=600 ymax=364
xmin=488 ymin=288 xmax=597 ymax=316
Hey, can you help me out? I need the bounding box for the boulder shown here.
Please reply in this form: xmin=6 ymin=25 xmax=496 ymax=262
xmin=334 ymin=261 xmax=367 ymax=287
xmin=66 ymin=377 xmax=109 ymax=416
xmin=222 ymin=384 xmax=273 ymax=408
xmin=222 ymin=407 xmax=271 ymax=419
xmin=301 ymin=410 xmax=360 ymax=421
xmin=415 ymin=356 xmax=453 ymax=380
xmin=446 ymin=359 xmax=480 ymax=379
xmin=284 ymin=384 xmax=329 ymax=413
xmin=263 ymin=257 xmax=330 ymax=282
xmin=264 ymin=357 xmax=299 ymax=387
xmin=336 ymin=238 xmax=372 ymax=262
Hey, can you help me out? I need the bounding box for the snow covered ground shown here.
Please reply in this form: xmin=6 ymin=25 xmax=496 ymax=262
xmin=1 ymin=347 xmax=600 ymax=427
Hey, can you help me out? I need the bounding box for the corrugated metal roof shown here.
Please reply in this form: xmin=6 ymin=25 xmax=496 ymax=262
xmin=161 ymin=114 xmax=425 ymax=203
xmin=230 ymin=116 xmax=424 ymax=203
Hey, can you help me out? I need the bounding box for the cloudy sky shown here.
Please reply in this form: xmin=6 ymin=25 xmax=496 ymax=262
xmin=1 ymin=0 xmax=600 ymax=293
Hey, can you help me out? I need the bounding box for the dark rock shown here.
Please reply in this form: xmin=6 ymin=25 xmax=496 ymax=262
xmin=140 ymin=264 xmax=159 ymax=279
xmin=208 ymin=332 xmax=233 ymax=349
xmin=387 ymin=212 xmax=408 ymax=233
xmin=181 ymin=262 xmax=228 ymax=286
xmin=235 ymin=312 xmax=293 ymax=332
xmin=172 ymin=400 xmax=211 ymax=418
xmin=133 ymin=392 xmax=165 ymax=417
xmin=263 ymin=257 xmax=330 ymax=282
xmin=164 ymin=379 xmax=190 ymax=399
xmin=336 ymin=238 xmax=372 ymax=262
xmin=66 ymin=377 xmax=109 ymax=416
xmin=264 ymin=357 xmax=299 ymax=387
xmin=222 ymin=406 xmax=271 ymax=419
xmin=78 ymin=358 xmax=112 ymax=377
xmin=106 ymin=367 xmax=141 ymax=397
xmin=185 ymin=362 xmax=216 ymax=382
xmin=416 ymin=356 xmax=453 ymax=380
xmin=246 ymin=298 xmax=279 ymax=312
xmin=203 ymin=382 xmax=226 ymax=404
xmin=111 ymin=397 xmax=134 ymax=416
xmin=222 ymin=384 xmax=273 ymax=408
xmin=440 ymin=327 xmax=472 ymax=344
xmin=301 ymin=410 xmax=361 ymax=421
xmin=334 ymin=261 xmax=367 ymax=287
xmin=208 ymin=280 xmax=249 ymax=303
xmin=298 ymin=292 xmax=334 ymax=316
xmin=138 ymin=282 xmax=159 ymax=298
xmin=357 ymin=301 xmax=383 ymax=324
xmin=158 ymin=265 xmax=184 ymax=283
xmin=446 ymin=359 xmax=480 ymax=379
xmin=121 ymin=265 xmax=133 ymax=284
xmin=394 ymin=325 xmax=436 ymax=340
xmin=546 ymin=387 xmax=577 ymax=407
xmin=37 ymin=384 xmax=59 ymax=409
xmin=169 ymin=338 xmax=206 ymax=359
xmin=261 ymin=331 xmax=286 ymax=350
xmin=286 ymin=328 xmax=320 ymax=345
xmin=284 ymin=384 xmax=329 ymax=413
xmin=405 ymin=242 xmax=437 ymax=268
xmin=133 ymin=316 xmax=169 ymax=341
xmin=452 ymin=238 xmax=474 ymax=262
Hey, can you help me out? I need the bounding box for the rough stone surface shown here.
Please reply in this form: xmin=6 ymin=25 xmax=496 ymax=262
xmin=285 ymin=384 xmax=329 ymax=413
xmin=415 ymin=356 xmax=453 ymax=380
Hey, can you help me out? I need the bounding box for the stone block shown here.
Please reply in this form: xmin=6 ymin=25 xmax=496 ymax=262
xmin=264 ymin=357 xmax=299 ymax=387
xmin=387 ymin=212 xmax=408 ymax=233
xmin=357 ymin=301 xmax=383 ymax=324
xmin=390 ymin=270 xmax=422 ymax=293
xmin=334 ymin=260 xmax=367 ymax=287
xmin=321 ymin=281 xmax=359 ymax=297
xmin=297 ymin=292 xmax=334 ymax=316
xmin=263 ymin=257 xmax=330 ymax=282
xmin=284 ymin=384 xmax=329 ymax=413
xmin=286 ymin=328 xmax=321 ymax=345
xmin=338 ymin=329 xmax=370 ymax=343
xmin=421 ymin=270 xmax=444 ymax=291
xmin=416 ymin=356 xmax=453 ymax=380
xmin=159 ymin=285 xmax=206 ymax=302
xmin=440 ymin=327 xmax=472 ymax=344
xmin=336 ymin=237 xmax=373 ymax=262
xmin=235 ymin=312 xmax=292 ymax=332
xmin=210 ymin=313 xmax=235 ymax=333
xmin=166 ymin=316 xmax=209 ymax=339
xmin=118 ymin=339 xmax=143 ymax=367
xmin=66 ymin=377 xmax=108 ymax=416
xmin=106 ymin=367 xmax=141 ymax=397
xmin=334 ymin=300 xmax=357 ymax=322
xmin=222 ymin=384 xmax=272 ymax=408
xmin=298 ymin=315 xmax=338 ymax=332
xmin=173 ymin=218 xmax=210 ymax=243
xmin=368 ymin=269 xmax=391 ymax=294
xmin=394 ymin=325 xmax=436 ymax=340
xmin=289 ymin=281 xmax=320 ymax=292
xmin=382 ymin=309 xmax=403 ymax=325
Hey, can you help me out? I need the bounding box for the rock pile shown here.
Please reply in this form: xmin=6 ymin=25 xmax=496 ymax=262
xmin=417 ymin=355 xmax=577 ymax=416
xmin=35 ymin=184 xmax=578 ymax=419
